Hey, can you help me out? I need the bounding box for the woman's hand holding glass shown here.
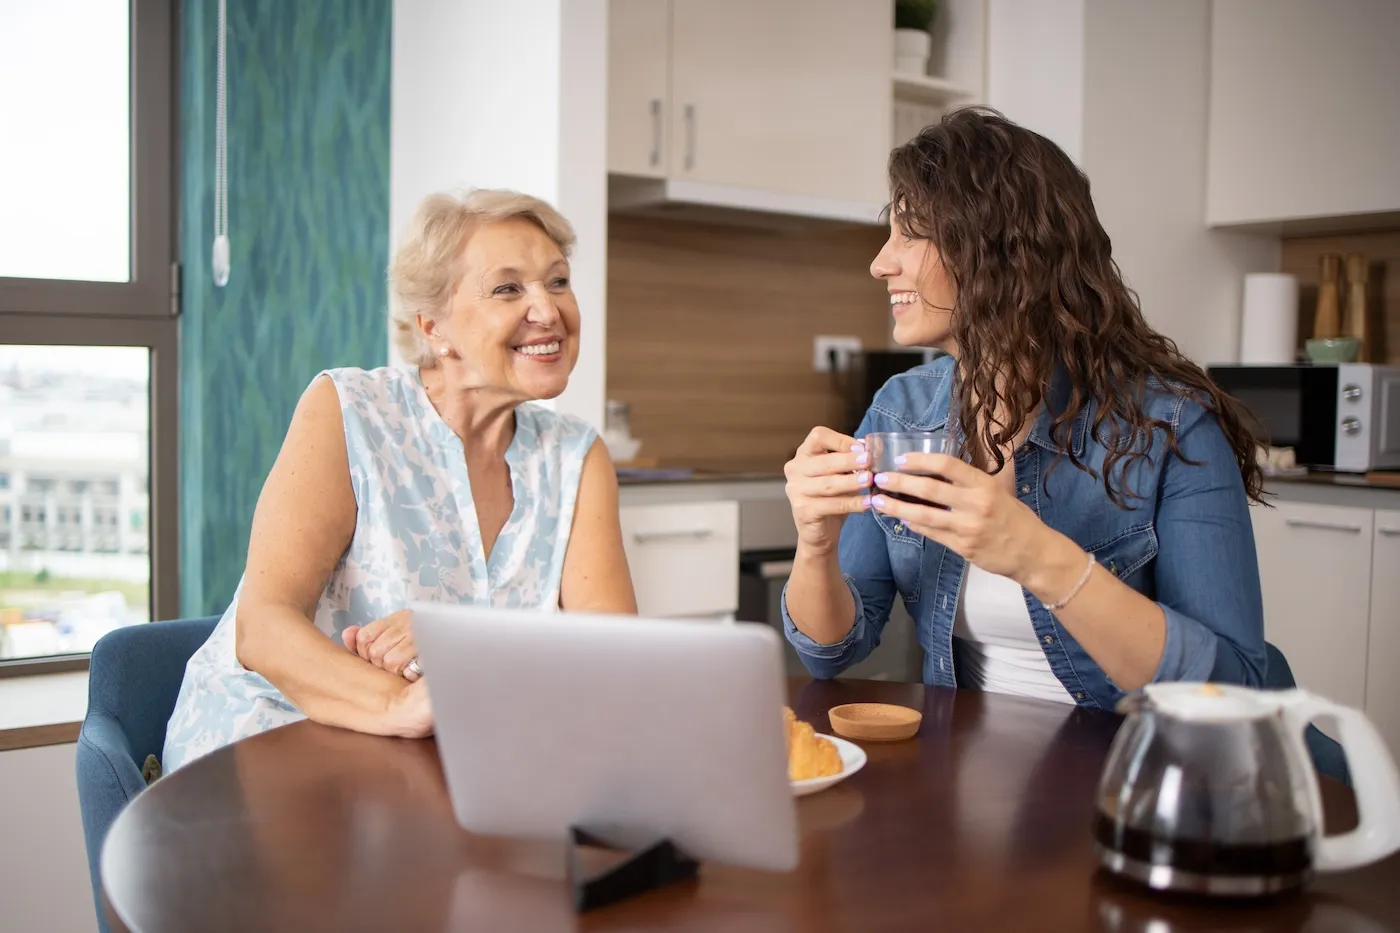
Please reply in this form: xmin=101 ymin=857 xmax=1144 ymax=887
xmin=783 ymin=427 xmax=873 ymax=554
xmin=870 ymin=448 xmax=1066 ymax=586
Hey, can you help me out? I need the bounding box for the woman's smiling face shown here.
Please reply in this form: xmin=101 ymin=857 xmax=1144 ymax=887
xmin=870 ymin=214 xmax=958 ymax=354
xmin=419 ymin=216 xmax=581 ymax=401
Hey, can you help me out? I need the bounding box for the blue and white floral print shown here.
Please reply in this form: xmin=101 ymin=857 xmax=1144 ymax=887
xmin=162 ymin=366 xmax=595 ymax=771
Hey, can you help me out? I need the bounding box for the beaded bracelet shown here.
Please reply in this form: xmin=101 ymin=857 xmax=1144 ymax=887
xmin=1045 ymin=553 xmax=1096 ymax=612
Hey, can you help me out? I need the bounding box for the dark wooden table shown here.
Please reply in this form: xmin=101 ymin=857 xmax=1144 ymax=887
xmin=103 ymin=679 xmax=1400 ymax=932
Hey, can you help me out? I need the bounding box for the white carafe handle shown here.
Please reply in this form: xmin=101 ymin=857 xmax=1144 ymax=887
xmin=1283 ymin=691 xmax=1400 ymax=872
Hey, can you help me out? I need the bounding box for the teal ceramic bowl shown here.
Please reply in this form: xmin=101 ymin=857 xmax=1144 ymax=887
xmin=1305 ymin=337 xmax=1360 ymax=364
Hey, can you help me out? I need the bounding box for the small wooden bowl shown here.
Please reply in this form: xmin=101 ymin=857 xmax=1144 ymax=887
xmin=828 ymin=703 xmax=922 ymax=742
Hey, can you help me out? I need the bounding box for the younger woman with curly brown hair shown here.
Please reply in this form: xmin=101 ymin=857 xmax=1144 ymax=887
xmin=780 ymin=108 xmax=1265 ymax=707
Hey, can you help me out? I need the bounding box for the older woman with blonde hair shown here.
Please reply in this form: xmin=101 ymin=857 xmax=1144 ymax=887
xmin=162 ymin=189 xmax=636 ymax=771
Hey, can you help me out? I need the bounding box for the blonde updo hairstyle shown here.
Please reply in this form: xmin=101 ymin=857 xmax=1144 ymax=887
xmin=388 ymin=189 xmax=577 ymax=366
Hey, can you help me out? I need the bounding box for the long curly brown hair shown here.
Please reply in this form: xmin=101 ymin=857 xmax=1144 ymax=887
xmin=888 ymin=107 xmax=1264 ymax=507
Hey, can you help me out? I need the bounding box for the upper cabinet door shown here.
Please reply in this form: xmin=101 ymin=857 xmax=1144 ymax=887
xmin=668 ymin=0 xmax=891 ymax=207
xmin=608 ymin=0 xmax=671 ymax=178
xmin=1206 ymin=0 xmax=1400 ymax=227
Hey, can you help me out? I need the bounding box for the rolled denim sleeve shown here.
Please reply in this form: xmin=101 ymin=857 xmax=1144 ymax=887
xmin=781 ymin=574 xmax=872 ymax=678
xmin=782 ymin=488 xmax=900 ymax=679
xmin=1149 ymin=404 xmax=1266 ymax=686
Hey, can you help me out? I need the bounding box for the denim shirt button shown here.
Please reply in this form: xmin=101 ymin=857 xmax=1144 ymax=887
xmin=1043 ymin=634 xmax=1054 ymax=645
xmin=1076 ymin=692 xmax=1085 ymax=701
xmin=1108 ymin=560 xmax=1117 ymax=574
xmin=1018 ymin=484 xmax=1031 ymax=496
xmin=894 ymin=522 xmax=905 ymax=535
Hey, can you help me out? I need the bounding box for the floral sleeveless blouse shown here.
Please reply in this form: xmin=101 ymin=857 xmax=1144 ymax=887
xmin=162 ymin=366 xmax=596 ymax=771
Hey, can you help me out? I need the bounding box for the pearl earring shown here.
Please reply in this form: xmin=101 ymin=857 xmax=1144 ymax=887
xmin=438 ymin=345 xmax=450 ymax=358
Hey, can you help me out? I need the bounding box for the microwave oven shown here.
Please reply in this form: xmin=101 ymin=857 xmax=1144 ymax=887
xmin=1206 ymin=363 xmax=1400 ymax=473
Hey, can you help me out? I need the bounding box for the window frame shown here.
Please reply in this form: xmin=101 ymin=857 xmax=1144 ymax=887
xmin=0 ymin=0 xmax=175 ymax=318
xmin=0 ymin=0 xmax=179 ymax=677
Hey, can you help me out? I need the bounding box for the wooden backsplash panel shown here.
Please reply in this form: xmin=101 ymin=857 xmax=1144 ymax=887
xmin=607 ymin=215 xmax=891 ymax=471
xmin=1280 ymin=229 xmax=1399 ymax=363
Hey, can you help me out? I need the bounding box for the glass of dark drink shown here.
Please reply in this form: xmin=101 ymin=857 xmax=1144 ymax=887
xmin=866 ymin=430 xmax=962 ymax=509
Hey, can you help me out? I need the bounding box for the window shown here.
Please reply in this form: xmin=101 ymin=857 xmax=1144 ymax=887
xmin=0 ymin=347 xmax=154 ymax=655
xmin=0 ymin=0 xmax=130 ymax=282
xmin=0 ymin=0 xmax=175 ymax=672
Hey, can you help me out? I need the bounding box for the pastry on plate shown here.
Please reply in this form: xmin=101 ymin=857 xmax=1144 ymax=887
xmin=783 ymin=706 xmax=843 ymax=781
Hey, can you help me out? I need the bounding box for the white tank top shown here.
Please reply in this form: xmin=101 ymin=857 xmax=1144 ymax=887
xmin=952 ymin=564 xmax=1075 ymax=705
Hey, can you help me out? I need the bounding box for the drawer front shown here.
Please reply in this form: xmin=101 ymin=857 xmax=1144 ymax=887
xmin=621 ymin=501 xmax=739 ymax=618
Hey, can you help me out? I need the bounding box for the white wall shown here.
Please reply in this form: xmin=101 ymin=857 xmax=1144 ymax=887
xmin=390 ymin=0 xmax=610 ymax=429
xmin=0 ymin=743 xmax=96 ymax=933
xmin=986 ymin=0 xmax=1086 ymax=164
xmin=1082 ymin=0 xmax=1279 ymax=365
xmin=988 ymin=0 xmax=1279 ymax=365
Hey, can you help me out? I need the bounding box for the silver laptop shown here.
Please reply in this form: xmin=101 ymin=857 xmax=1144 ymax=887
xmin=410 ymin=603 xmax=800 ymax=872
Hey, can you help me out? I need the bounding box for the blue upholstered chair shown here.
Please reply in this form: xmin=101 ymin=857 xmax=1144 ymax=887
xmin=1264 ymin=640 xmax=1352 ymax=787
xmin=76 ymin=616 xmax=218 ymax=933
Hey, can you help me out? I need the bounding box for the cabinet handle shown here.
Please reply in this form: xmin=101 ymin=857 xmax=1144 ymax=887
xmin=1379 ymin=527 xmax=1400 ymax=537
xmin=683 ymin=103 xmax=696 ymax=171
xmin=1285 ymin=518 xmax=1364 ymax=534
xmin=633 ymin=528 xmax=715 ymax=544
xmin=648 ymin=98 xmax=662 ymax=167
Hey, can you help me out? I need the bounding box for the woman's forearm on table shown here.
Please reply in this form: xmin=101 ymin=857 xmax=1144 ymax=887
xmin=235 ymin=604 xmax=416 ymax=737
xmin=784 ymin=543 xmax=858 ymax=646
xmin=1022 ymin=530 xmax=1166 ymax=691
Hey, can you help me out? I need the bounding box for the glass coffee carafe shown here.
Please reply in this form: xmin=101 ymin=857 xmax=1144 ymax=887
xmin=1094 ymin=682 xmax=1400 ymax=896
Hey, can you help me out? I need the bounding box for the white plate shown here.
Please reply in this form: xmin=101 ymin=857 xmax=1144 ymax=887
xmin=790 ymin=733 xmax=867 ymax=797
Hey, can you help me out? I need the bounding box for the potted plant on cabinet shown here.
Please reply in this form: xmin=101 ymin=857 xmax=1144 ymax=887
xmin=894 ymin=0 xmax=938 ymax=76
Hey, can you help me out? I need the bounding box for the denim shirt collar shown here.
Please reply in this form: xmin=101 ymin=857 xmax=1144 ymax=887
xmin=929 ymin=362 xmax=1090 ymax=458
xmin=1025 ymin=363 xmax=1089 ymax=458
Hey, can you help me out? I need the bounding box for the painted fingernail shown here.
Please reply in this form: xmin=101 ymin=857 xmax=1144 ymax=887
xmin=857 ymin=471 xmax=871 ymax=486
xmin=874 ymin=472 xmax=891 ymax=486
xmin=855 ymin=452 xmax=869 ymax=466
xmin=852 ymin=442 xmax=865 ymax=454
xmin=871 ymin=495 xmax=888 ymax=509
xmin=894 ymin=454 xmax=908 ymax=466
xmin=860 ymin=495 xmax=872 ymax=508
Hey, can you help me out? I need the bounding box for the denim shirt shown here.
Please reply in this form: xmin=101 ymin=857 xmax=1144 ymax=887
xmin=781 ymin=354 xmax=1266 ymax=710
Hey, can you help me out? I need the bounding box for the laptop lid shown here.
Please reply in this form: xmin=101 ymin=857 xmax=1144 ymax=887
xmin=411 ymin=604 xmax=799 ymax=872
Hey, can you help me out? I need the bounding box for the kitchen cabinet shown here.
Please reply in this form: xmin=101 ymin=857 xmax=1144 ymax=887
xmin=1251 ymin=501 xmax=1373 ymax=710
xmin=1206 ymin=0 xmax=1400 ymax=227
xmin=608 ymin=0 xmax=891 ymax=210
xmin=606 ymin=0 xmax=670 ymax=179
xmin=1368 ymin=510 xmax=1400 ymax=759
xmin=620 ymin=500 xmax=739 ymax=619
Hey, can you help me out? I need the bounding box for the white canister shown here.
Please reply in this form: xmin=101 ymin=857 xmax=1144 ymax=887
xmin=894 ymin=28 xmax=931 ymax=76
xmin=1239 ymin=273 xmax=1300 ymax=364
